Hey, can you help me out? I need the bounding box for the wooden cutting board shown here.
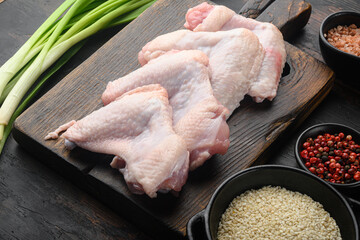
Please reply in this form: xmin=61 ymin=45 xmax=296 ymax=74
xmin=13 ymin=0 xmax=333 ymax=239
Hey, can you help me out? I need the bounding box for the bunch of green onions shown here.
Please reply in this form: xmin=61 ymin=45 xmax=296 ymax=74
xmin=0 ymin=0 xmax=156 ymax=153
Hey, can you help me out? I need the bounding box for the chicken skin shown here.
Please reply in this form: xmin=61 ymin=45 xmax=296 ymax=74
xmin=102 ymin=50 xmax=230 ymax=170
xmin=46 ymin=85 xmax=189 ymax=198
xmin=138 ymin=29 xmax=265 ymax=115
xmin=184 ymin=2 xmax=287 ymax=102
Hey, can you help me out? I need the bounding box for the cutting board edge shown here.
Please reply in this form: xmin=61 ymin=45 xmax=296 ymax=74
xmin=11 ymin=124 xmax=185 ymax=240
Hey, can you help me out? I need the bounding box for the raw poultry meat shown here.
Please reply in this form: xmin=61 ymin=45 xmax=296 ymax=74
xmin=45 ymin=85 xmax=189 ymax=198
xmin=184 ymin=2 xmax=287 ymax=103
xmin=138 ymin=28 xmax=265 ymax=115
xmin=102 ymin=50 xmax=230 ymax=170
xmin=45 ymin=3 xmax=287 ymax=198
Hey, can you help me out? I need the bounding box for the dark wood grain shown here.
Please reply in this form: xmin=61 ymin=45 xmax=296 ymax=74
xmin=239 ymin=0 xmax=276 ymax=18
xmin=256 ymin=0 xmax=312 ymax=40
xmin=12 ymin=0 xmax=334 ymax=239
xmin=0 ymin=140 xmax=152 ymax=240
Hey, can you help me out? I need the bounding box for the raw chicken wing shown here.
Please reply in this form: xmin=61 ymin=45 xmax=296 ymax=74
xmin=184 ymin=2 xmax=287 ymax=102
xmin=103 ymin=50 xmax=230 ymax=170
xmin=138 ymin=29 xmax=265 ymax=115
xmin=46 ymin=85 xmax=189 ymax=198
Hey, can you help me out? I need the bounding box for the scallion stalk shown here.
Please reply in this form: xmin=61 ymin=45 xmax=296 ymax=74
xmin=0 ymin=0 xmax=156 ymax=147
xmin=0 ymin=41 xmax=87 ymax=153
xmin=0 ymin=0 xmax=77 ymax=95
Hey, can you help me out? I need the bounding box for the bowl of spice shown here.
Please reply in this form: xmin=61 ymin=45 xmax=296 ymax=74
xmin=295 ymin=123 xmax=360 ymax=191
xmin=186 ymin=165 xmax=358 ymax=240
xmin=319 ymin=11 xmax=360 ymax=85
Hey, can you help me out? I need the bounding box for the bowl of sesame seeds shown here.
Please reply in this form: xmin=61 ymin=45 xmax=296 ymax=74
xmin=186 ymin=165 xmax=358 ymax=240
xmin=319 ymin=11 xmax=360 ymax=86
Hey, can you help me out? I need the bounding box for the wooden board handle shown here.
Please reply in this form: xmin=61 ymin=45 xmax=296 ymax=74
xmin=239 ymin=0 xmax=276 ymax=18
xmin=239 ymin=0 xmax=312 ymax=40
xmin=256 ymin=0 xmax=312 ymax=40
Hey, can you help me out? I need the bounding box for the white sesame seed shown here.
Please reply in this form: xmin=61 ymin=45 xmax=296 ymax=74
xmin=217 ymin=186 xmax=342 ymax=240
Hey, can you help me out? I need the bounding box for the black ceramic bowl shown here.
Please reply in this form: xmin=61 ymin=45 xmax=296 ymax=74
xmin=186 ymin=165 xmax=358 ymax=240
xmin=319 ymin=11 xmax=360 ymax=86
xmin=295 ymin=123 xmax=360 ymax=191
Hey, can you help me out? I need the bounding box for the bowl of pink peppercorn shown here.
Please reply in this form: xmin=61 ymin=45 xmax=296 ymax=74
xmin=295 ymin=123 xmax=360 ymax=190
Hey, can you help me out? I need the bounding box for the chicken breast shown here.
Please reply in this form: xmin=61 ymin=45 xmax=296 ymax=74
xmin=103 ymin=50 xmax=230 ymax=170
xmin=184 ymin=2 xmax=287 ymax=102
xmin=138 ymin=29 xmax=265 ymax=116
xmin=45 ymin=85 xmax=189 ymax=198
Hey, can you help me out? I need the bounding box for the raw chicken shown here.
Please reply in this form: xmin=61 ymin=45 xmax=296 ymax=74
xmin=184 ymin=2 xmax=287 ymax=102
xmin=102 ymin=50 xmax=230 ymax=170
xmin=45 ymin=85 xmax=189 ymax=198
xmin=138 ymin=29 xmax=265 ymax=115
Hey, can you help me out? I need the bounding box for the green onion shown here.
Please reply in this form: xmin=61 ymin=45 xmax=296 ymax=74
xmin=0 ymin=41 xmax=86 ymax=153
xmin=0 ymin=0 xmax=156 ymax=150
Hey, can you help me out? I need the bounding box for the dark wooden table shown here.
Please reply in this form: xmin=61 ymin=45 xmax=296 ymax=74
xmin=0 ymin=0 xmax=359 ymax=239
